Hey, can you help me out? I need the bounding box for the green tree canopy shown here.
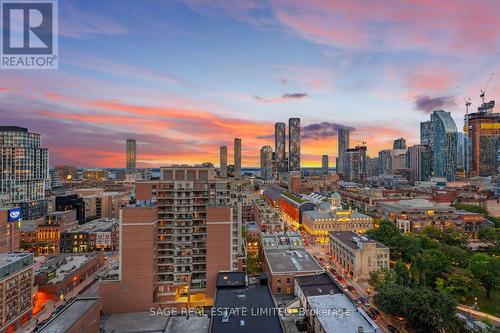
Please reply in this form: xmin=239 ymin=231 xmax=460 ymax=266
xmin=469 ymin=253 xmax=500 ymax=299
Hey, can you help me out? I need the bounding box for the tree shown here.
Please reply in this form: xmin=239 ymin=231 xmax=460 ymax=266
xmin=422 ymin=226 xmax=468 ymax=248
xmin=369 ymin=267 xmax=397 ymax=289
xmin=469 ymin=253 xmax=500 ymax=299
xmin=398 ymin=235 xmax=422 ymax=262
xmin=436 ymin=268 xmax=480 ymax=302
xmin=366 ymin=219 xmax=400 ymax=245
xmin=420 ymin=249 xmax=450 ymax=287
xmin=373 ymin=283 xmax=407 ymax=317
xmin=403 ymin=287 xmax=458 ymax=333
xmin=394 ymin=260 xmax=411 ymax=286
xmin=478 ymin=227 xmax=500 ymax=253
xmin=440 ymin=228 xmax=469 ymax=248
xmin=452 ymin=202 xmax=488 ymax=215
xmin=441 ymin=245 xmax=471 ymax=269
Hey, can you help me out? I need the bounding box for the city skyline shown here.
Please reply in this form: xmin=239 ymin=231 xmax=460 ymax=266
xmin=1 ymin=0 xmax=499 ymax=168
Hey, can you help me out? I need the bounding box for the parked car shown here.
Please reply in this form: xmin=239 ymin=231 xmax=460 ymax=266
xmin=387 ymin=325 xmax=400 ymax=333
xmin=347 ymin=285 xmax=358 ymax=294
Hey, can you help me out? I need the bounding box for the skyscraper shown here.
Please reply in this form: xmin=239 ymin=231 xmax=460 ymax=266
xmin=220 ymin=146 xmax=228 ymax=178
xmin=456 ymin=132 xmax=466 ymax=170
xmin=288 ymin=118 xmax=301 ymax=172
xmin=420 ymin=121 xmax=432 ymax=146
xmin=407 ymin=145 xmax=431 ymax=183
xmin=378 ymin=149 xmax=392 ymax=175
xmin=126 ymin=138 xmax=136 ymax=173
xmin=0 ymin=126 xmax=48 ymax=219
xmin=274 ymin=122 xmax=286 ymax=173
xmin=393 ymin=138 xmax=407 ymax=149
xmin=337 ymin=128 xmax=350 ymax=176
xmin=343 ymin=145 xmax=367 ymax=182
xmin=430 ymin=110 xmax=458 ymax=181
xmin=322 ymin=155 xmax=329 ymax=174
xmin=234 ymin=138 xmax=241 ymax=179
xmin=135 ymin=165 xmax=231 ymax=307
xmin=260 ymin=146 xmax=273 ymax=179
xmin=466 ymin=101 xmax=500 ymax=176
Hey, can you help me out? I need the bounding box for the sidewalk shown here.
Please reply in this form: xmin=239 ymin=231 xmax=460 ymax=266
xmin=457 ymin=305 xmax=500 ymax=326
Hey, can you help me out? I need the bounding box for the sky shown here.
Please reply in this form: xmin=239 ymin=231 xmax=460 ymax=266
xmin=1 ymin=0 xmax=499 ymax=168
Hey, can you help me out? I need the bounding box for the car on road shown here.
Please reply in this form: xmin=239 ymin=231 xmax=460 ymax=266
xmin=366 ymin=310 xmax=376 ymax=320
xmin=387 ymin=325 xmax=400 ymax=333
xmin=370 ymin=308 xmax=380 ymax=317
xmin=346 ymin=285 xmax=358 ymax=294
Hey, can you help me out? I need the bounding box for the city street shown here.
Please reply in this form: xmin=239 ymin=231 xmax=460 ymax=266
xmin=301 ymin=234 xmax=403 ymax=333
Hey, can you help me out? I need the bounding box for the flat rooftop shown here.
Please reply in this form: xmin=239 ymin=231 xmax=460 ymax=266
xmin=216 ymin=271 xmax=246 ymax=288
xmin=295 ymin=273 xmax=342 ymax=297
xmin=329 ymin=231 xmax=388 ymax=251
xmin=64 ymin=218 xmax=117 ymax=233
xmin=378 ymin=198 xmax=454 ymax=210
xmin=304 ymin=209 xmax=371 ymax=220
xmin=212 ymin=277 xmax=283 ymax=333
xmin=307 ymin=294 xmax=379 ymax=333
xmin=264 ymin=248 xmax=323 ymax=274
xmin=261 ymin=232 xmax=304 ymax=249
xmin=0 ymin=253 xmax=33 ymax=280
xmin=39 ymin=297 xmax=98 ymax=333
xmin=36 ymin=253 xmax=100 ymax=283
xmin=100 ymin=312 xmax=169 ymax=333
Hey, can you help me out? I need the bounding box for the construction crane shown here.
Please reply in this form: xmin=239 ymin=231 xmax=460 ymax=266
xmin=463 ymin=96 xmax=471 ymax=133
xmin=480 ymin=73 xmax=494 ymax=103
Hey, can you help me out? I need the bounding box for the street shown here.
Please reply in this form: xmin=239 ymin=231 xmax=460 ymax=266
xmin=301 ymin=234 xmax=403 ymax=333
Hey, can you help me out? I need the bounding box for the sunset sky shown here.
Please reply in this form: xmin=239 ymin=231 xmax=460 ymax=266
xmin=1 ymin=0 xmax=499 ymax=168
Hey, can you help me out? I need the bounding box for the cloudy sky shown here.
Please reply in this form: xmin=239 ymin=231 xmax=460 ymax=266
xmin=1 ymin=0 xmax=499 ymax=167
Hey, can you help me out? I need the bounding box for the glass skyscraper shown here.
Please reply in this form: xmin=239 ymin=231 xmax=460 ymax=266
xmin=274 ymin=122 xmax=286 ymax=173
xmin=126 ymin=138 xmax=136 ymax=173
xmin=430 ymin=110 xmax=458 ymax=181
xmin=337 ymin=128 xmax=350 ymax=176
xmin=288 ymin=118 xmax=301 ymax=172
xmin=0 ymin=126 xmax=48 ymax=218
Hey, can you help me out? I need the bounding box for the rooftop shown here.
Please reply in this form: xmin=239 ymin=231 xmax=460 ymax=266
xmin=296 ymin=273 xmax=342 ymax=297
xmin=378 ymin=198 xmax=454 ymax=210
xmin=0 ymin=253 xmax=33 ymax=280
xmin=216 ymin=271 xmax=246 ymax=288
xmin=261 ymin=232 xmax=304 ymax=249
xmin=100 ymin=312 xmax=170 ymax=333
xmin=36 ymin=253 xmax=100 ymax=284
xmin=212 ymin=273 xmax=283 ymax=333
xmin=264 ymin=248 xmax=323 ymax=274
xmin=64 ymin=218 xmax=117 ymax=233
xmin=329 ymin=231 xmax=388 ymax=251
xmin=263 ymin=185 xmax=286 ymax=201
xmin=304 ymin=209 xmax=371 ymax=221
xmin=39 ymin=297 xmax=99 ymax=333
xmin=307 ymin=294 xmax=379 ymax=333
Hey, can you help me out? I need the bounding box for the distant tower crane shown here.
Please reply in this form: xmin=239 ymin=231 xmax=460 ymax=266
xmin=480 ymin=73 xmax=494 ymax=103
xmin=463 ymin=96 xmax=471 ymax=132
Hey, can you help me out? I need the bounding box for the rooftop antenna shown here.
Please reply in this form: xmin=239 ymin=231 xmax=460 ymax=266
xmin=480 ymin=73 xmax=494 ymax=103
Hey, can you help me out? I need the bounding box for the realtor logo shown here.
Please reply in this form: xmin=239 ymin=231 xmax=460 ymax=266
xmin=1 ymin=0 xmax=58 ymax=69
xmin=8 ymin=207 xmax=21 ymax=221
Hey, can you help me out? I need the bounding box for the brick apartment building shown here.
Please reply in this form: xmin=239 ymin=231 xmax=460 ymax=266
xmin=0 ymin=253 xmax=33 ymax=333
xmin=100 ymin=165 xmax=244 ymax=312
xmin=100 ymin=206 xmax=157 ymax=313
